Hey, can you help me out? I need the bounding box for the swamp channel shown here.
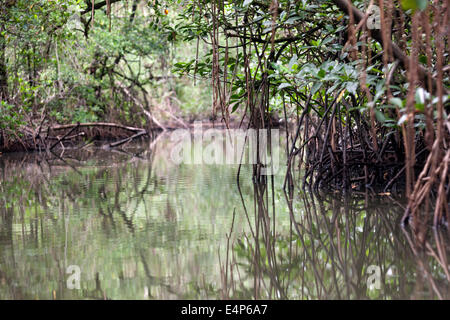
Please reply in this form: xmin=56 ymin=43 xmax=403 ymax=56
xmin=0 ymin=130 xmax=449 ymax=300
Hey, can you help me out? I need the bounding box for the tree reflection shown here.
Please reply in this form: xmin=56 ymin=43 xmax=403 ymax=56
xmin=219 ymin=171 xmax=450 ymax=299
xmin=0 ymin=139 xmax=449 ymax=300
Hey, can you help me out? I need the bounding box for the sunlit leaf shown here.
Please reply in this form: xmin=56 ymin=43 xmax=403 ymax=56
xmin=401 ymin=0 xmax=427 ymax=11
xmin=390 ymin=98 xmax=404 ymax=109
xmin=311 ymin=82 xmax=322 ymax=95
xmin=278 ymin=83 xmax=292 ymax=90
xmin=398 ymin=114 xmax=408 ymax=125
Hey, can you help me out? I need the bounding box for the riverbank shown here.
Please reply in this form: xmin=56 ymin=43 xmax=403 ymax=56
xmin=0 ymin=113 xmax=289 ymax=153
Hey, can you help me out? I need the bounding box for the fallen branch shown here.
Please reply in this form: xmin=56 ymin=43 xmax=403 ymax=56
xmin=81 ymin=0 xmax=122 ymax=15
xmin=49 ymin=122 xmax=145 ymax=133
xmin=47 ymin=132 xmax=86 ymax=141
xmin=116 ymin=81 xmax=167 ymax=131
xmin=105 ymin=130 xmax=147 ymax=149
xmin=50 ymin=122 xmax=80 ymax=150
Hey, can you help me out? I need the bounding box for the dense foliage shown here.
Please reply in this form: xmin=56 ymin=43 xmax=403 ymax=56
xmin=0 ymin=0 xmax=448 ymax=226
xmin=0 ymin=0 xmax=211 ymax=137
xmin=171 ymin=0 xmax=449 ymax=226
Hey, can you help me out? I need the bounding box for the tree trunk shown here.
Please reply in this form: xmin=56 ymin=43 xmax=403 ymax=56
xmin=0 ymin=38 xmax=8 ymax=101
xmin=0 ymin=8 xmax=9 ymax=101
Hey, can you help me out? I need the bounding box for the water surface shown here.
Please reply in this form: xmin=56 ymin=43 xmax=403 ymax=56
xmin=0 ymin=133 xmax=448 ymax=299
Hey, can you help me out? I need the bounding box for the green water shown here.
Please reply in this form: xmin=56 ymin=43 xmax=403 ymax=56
xmin=0 ymin=133 xmax=448 ymax=299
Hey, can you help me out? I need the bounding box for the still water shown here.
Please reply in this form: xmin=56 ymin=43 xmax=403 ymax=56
xmin=0 ymin=132 xmax=449 ymax=299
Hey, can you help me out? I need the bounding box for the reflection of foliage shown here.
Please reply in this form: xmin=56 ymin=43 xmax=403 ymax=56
xmin=0 ymin=138 xmax=448 ymax=299
xmin=219 ymin=182 xmax=450 ymax=300
xmin=0 ymin=142 xmax=251 ymax=299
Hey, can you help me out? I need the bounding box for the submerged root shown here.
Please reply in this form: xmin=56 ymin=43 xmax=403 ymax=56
xmin=285 ymin=109 xmax=449 ymax=229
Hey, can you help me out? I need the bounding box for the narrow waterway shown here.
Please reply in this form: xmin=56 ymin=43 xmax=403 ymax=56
xmin=0 ymin=132 xmax=448 ymax=299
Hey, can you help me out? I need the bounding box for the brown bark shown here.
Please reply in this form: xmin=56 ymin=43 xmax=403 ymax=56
xmin=0 ymin=1 xmax=17 ymax=101
xmin=0 ymin=11 xmax=8 ymax=101
xmin=0 ymin=35 xmax=7 ymax=101
xmin=331 ymin=0 xmax=436 ymax=91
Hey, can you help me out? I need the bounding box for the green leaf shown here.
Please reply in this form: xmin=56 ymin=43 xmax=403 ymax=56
xmin=419 ymin=55 xmax=427 ymax=64
xmin=401 ymin=0 xmax=417 ymax=11
xmin=390 ymin=97 xmax=404 ymax=109
xmin=375 ymin=110 xmax=386 ymax=123
xmin=288 ymin=54 xmax=298 ymax=70
xmin=285 ymin=16 xmax=301 ymax=24
xmin=417 ymin=0 xmax=428 ymax=10
xmin=415 ymin=87 xmax=429 ymax=104
xmin=230 ymin=101 xmax=240 ymax=113
xmin=346 ymin=82 xmax=358 ymax=95
xmin=398 ymin=114 xmax=408 ymax=125
xmin=401 ymin=0 xmax=427 ymax=11
xmin=415 ymin=103 xmax=425 ymax=112
xmin=318 ymin=69 xmax=326 ymax=79
xmin=278 ymin=83 xmax=292 ymax=90
xmin=311 ymin=82 xmax=322 ymax=95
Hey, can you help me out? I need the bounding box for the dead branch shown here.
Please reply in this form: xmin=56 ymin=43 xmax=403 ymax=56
xmin=115 ymin=81 xmax=167 ymax=131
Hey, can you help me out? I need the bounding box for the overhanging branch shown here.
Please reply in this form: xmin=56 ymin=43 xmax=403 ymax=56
xmin=81 ymin=0 xmax=122 ymax=15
